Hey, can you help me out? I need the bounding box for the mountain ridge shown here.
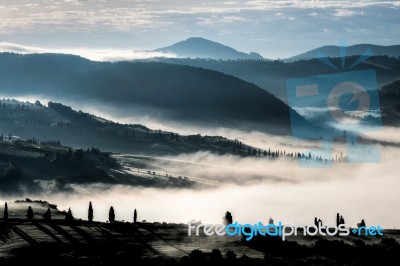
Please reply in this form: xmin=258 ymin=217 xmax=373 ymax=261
xmin=151 ymin=55 xmax=400 ymax=109
xmin=286 ymin=44 xmax=400 ymax=62
xmin=154 ymin=37 xmax=264 ymax=60
xmin=0 ymin=52 xmax=308 ymax=135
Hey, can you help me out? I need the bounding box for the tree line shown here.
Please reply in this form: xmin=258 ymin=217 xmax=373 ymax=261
xmin=2 ymin=201 xmax=139 ymax=224
xmin=2 ymin=203 xmax=368 ymax=229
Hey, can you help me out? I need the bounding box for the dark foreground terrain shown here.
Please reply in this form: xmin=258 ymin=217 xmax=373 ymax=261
xmin=1 ymin=201 xmax=400 ymax=266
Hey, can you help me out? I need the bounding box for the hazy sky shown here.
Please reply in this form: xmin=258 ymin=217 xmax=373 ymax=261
xmin=0 ymin=0 xmax=399 ymax=58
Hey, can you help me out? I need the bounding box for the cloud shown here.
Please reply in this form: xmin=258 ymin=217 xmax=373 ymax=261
xmin=332 ymin=9 xmax=356 ymax=17
xmin=0 ymin=1 xmax=397 ymax=61
xmin=332 ymin=9 xmax=365 ymax=17
xmin=0 ymin=42 xmax=42 ymax=53
xmin=196 ymin=15 xmax=250 ymax=26
xmin=0 ymin=42 xmax=177 ymax=61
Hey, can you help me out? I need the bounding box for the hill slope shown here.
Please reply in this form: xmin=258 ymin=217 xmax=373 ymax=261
xmin=380 ymin=79 xmax=400 ymax=125
xmin=1 ymin=200 xmax=400 ymax=265
xmin=0 ymin=99 xmax=264 ymax=156
xmin=154 ymin=37 xmax=263 ymax=60
xmin=286 ymin=44 xmax=400 ymax=62
xmin=0 ymin=52 xmax=305 ymax=134
xmin=153 ymin=56 xmax=400 ymax=108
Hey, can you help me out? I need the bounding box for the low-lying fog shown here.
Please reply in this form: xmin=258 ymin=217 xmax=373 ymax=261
xmin=1 ymin=145 xmax=399 ymax=228
xmin=0 ymin=42 xmax=177 ymax=61
xmin=1 ymin=95 xmax=399 ymax=228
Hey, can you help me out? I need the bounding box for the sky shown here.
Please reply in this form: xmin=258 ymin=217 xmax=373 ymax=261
xmin=0 ymin=0 xmax=399 ymax=59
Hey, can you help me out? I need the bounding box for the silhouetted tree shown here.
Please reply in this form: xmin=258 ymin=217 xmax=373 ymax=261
xmin=357 ymin=219 xmax=366 ymax=228
xmin=210 ymin=249 xmax=223 ymax=264
xmin=88 ymin=202 xmax=93 ymax=223
xmin=189 ymin=249 xmax=206 ymax=264
xmin=4 ymin=202 xmax=8 ymax=221
xmin=223 ymin=211 xmax=233 ymax=225
xmin=339 ymin=215 xmax=345 ymax=225
xmin=133 ymin=209 xmax=137 ymax=223
xmin=43 ymin=208 xmax=51 ymax=221
xmin=65 ymin=208 xmax=74 ymax=222
xmin=109 ymin=206 xmax=115 ymax=223
xmin=336 ymin=213 xmax=346 ymax=226
xmin=27 ymin=206 xmax=34 ymax=220
xmin=225 ymin=250 xmax=236 ymax=261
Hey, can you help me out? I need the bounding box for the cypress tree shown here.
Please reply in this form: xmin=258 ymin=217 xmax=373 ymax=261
xmin=109 ymin=206 xmax=115 ymax=223
xmin=88 ymin=202 xmax=94 ymax=222
xmin=134 ymin=209 xmax=137 ymax=223
xmin=4 ymin=202 xmax=8 ymax=221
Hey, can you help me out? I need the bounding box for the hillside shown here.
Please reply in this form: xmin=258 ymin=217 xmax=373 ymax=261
xmin=0 ymin=99 xmax=268 ymax=156
xmin=0 ymin=132 xmax=220 ymax=195
xmin=0 ymin=99 xmax=345 ymax=195
xmin=0 ymin=53 xmax=304 ymax=135
xmin=152 ymin=56 xmax=400 ymax=112
xmin=0 ymin=200 xmax=262 ymax=261
xmin=379 ymin=79 xmax=400 ymax=126
xmin=1 ymin=200 xmax=399 ymax=265
xmin=286 ymin=44 xmax=400 ymax=62
xmin=0 ymin=99 xmax=278 ymax=195
xmin=154 ymin=37 xmax=263 ymax=60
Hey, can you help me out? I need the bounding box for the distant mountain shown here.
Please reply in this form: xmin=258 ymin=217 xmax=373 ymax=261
xmin=0 ymin=52 xmax=310 ymax=135
xmin=286 ymin=44 xmax=400 ymax=62
xmin=154 ymin=37 xmax=264 ymax=60
xmin=151 ymin=56 xmax=400 ymax=106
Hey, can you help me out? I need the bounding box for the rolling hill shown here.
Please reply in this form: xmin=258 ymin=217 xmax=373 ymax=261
xmin=152 ymin=56 xmax=400 ymax=108
xmin=0 ymin=52 xmax=307 ymax=135
xmin=0 ymin=99 xmax=338 ymax=195
xmin=0 ymin=99 xmax=241 ymax=195
xmin=379 ymin=79 xmax=400 ymax=126
xmin=3 ymin=96 xmax=314 ymax=195
xmin=0 ymin=99 xmax=264 ymax=156
xmin=286 ymin=44 xmax=400 ymax=62
xmin=1 ymin=199 xmax=400 ymax=265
